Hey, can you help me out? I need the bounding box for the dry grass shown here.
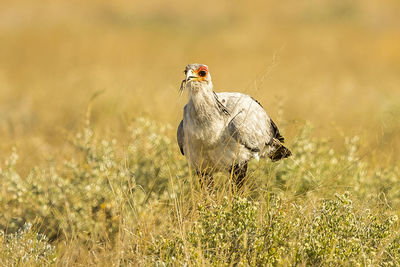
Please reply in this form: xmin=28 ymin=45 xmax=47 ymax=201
xmin=0 ymin=0 xmax=400 ymax=265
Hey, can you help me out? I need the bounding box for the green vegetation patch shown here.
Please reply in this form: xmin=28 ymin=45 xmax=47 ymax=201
xmin=0 ymin=118 xmax=399 ymax=265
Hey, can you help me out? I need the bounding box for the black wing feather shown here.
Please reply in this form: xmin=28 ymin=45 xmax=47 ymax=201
xmin=177 ymin=120 xmax=184 ymax=155
xmin=213 ymin=92 xmax=230 ymax=115
xmin=270 ymin=119 xmax=285 ymax=143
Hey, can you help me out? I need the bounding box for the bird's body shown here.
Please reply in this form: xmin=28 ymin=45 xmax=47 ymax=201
xmin=177 ymin=64 xmax=291 ymax=187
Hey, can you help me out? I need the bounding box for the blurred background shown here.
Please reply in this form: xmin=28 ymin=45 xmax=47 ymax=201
xmin=1 ymin=0 xmax=399 ymax=170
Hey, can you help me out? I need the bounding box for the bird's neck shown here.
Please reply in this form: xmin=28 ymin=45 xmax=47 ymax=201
xmin=187 ymin=83 xmax=222 ymax=123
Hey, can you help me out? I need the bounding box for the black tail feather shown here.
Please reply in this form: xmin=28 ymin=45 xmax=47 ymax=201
xmin=269 ymin=145 xmax=292 ymax=162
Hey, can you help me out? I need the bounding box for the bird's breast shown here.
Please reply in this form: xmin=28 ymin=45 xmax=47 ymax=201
xmin=184 ymin=119 xmax=225 ymax=147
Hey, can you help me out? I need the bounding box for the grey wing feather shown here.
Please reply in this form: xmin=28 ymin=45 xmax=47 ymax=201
xmin=177 ymin=120 xmax=184 ymax=155
xmin=228 ymin=118 xmax=261 ymax=152
xmin=218 ymin=93 xmax=273 ymax=153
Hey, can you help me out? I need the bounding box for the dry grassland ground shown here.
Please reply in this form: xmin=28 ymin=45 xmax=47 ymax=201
xmin=0 ymin=0 xmax=400 ymax=265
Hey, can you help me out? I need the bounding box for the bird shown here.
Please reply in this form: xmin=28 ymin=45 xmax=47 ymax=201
xmin=177 ymin=63 xmax=291 ymax=189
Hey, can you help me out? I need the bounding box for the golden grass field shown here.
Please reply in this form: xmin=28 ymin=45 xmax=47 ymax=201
xmin=1 ymin=0 xmax=400 ymax=265
xmin=1 ymin=0 xmax=399 ymax=166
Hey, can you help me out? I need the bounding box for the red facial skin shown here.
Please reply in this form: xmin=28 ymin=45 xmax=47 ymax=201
xmin=196 ymin=66 xmax=208 ymax=81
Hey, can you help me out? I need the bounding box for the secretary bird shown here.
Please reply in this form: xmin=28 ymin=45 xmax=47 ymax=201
xmin=177 ymin=63 xmax=291 ymax=189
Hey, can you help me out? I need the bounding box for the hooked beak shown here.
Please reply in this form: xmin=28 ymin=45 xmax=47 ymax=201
xmin=186 ymin=69 xmax=197 ymax=81
xmin=179 ymin=69 xmax=198 ymax=95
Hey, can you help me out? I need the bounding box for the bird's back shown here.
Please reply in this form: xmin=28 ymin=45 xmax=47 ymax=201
xmin=216 ymin=92 xmax=274 ymax=151
xmin=216 ymin=92 xmax=291 ymax=161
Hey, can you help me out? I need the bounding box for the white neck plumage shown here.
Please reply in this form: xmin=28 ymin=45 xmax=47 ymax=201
xmin=186 ymin=81 xmax=223 ymax=123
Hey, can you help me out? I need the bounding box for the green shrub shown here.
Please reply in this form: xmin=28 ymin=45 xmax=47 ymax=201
xmin=151 ymin=195 xmax=296 ymax=266
xmin=271 ymin=124 xmax=368 ymax=196
xmin=152 ymin=193 xmax=399 ymax=266
xmin=190 ymin=196 xmax=295 ymax=266
xmin=0 ymin=222 xmax=56 ymax=266
xmin=0 ymin=118 xmax=187 ymax=242
xmin=297 ymin=192 xmax=399 ymax=265
xmin=1 ymin=118 xmax=399 ymax=265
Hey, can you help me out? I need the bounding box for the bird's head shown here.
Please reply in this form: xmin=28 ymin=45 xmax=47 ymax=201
xmin=180 ymin=64 xmax=213 ymax=95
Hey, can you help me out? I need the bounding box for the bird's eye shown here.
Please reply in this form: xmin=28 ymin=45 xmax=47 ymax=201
xmin=198 ymin=70 xmax=207 ymax=77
